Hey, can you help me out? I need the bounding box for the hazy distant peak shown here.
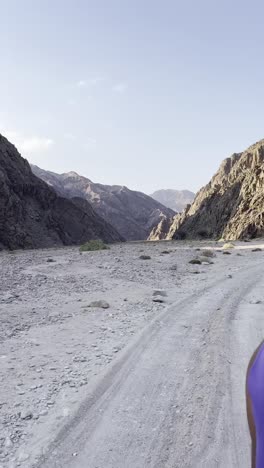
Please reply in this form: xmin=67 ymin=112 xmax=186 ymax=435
xmin=150 ymin=189 xmax=195 ymax=212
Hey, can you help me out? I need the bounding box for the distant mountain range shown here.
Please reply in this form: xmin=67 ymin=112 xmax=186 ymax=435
xmin=0 ymin=134 xmax=123 ymax=250
xmin=150 ymin=189 xmax=195 ymax=212
xmin=3 ymin=131 xmax=262 ymax=250
xmin=149 ymin=139 xmax=264 ymax=241
xmin=31 ymin=165 xmax=175 ymax=241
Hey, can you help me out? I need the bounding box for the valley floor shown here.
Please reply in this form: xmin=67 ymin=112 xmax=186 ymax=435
xmin=0 ymin=240 xmax=264 ymax=467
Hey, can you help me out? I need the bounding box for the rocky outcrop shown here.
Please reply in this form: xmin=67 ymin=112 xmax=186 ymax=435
xmin=31 ymin=166 xmax=175 ymax=241
xmin=148 ymin=215 xmax=175 ymax=241
xmin=0 ymin=135 xmax=123 ymax=250
xmin=159 ymin=140 xmax=264 ymax=241
xmin=150 ymin=189 xmax=195 ymax=212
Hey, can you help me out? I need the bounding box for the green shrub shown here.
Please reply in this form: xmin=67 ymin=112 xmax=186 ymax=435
xmin=79 ymin=240 xmax=109 ymax=252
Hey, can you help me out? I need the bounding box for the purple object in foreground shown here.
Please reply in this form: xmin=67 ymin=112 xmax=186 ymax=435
xmin=248 ymin=343 xmax=264 ymax=468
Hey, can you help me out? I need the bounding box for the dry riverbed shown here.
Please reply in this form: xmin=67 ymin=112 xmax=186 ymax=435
xmin=0 ymin=240 xmax=263 ymax=467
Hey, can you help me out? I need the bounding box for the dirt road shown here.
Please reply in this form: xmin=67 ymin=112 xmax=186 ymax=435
xmin=36 ymin=252 xmax=264 ymax=468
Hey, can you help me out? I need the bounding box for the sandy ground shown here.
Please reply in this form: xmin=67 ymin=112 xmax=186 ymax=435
xmin=0 ymin=240 xmax=264 ymax=468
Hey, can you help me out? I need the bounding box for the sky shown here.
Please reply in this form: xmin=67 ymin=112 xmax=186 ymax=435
xmin=1 ymin=0 xmax=264 ymax=194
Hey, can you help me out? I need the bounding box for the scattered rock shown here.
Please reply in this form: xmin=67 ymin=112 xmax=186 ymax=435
xmin=223 ymin=251 xmax=231 ymax=255
xmin=252 ymin=248 xmax=262 ymax=252
xmin=20 ymin=410 xmax=33 ymax=420
xmin=201 ymin=250 xmax=216 ymax=258
xmin=88 ymin=300 xmax=110 ymax=309
xmin=46 ymin=258 xmax=55 ymax=263
xmin=250 ymin=300 xmax=262 ymax=304
xmin=189 ymin=259 xmax=201 ymax=265
xmin=198 ymin=256 xmax=214 ymax=264
xmin=4 ymin=436 xmax=13 ymax=448
xmin=152 ymin=295 xmax=165 ymax=303
xmin=153 ymin=290 xmax=167 ymax=297
xmin=139 ymin=255 xmax=151 ymax=260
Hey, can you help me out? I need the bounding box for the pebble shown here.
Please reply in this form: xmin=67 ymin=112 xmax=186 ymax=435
xmin=20 ymin=410 xmax=33 ymax=420
xmin=5 ymin=436 xmax=13 ymax=448
xmin=88 ymin=300 xmax=110 ymax=309
xmin=153 ymin=290 xmax=167 ymax=297
xmin=152 ymin=296 xmax=165 ymax=303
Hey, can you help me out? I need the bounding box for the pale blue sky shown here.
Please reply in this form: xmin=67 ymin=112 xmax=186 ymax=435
xmin=1 ymin=0 xmax=264 ymax=193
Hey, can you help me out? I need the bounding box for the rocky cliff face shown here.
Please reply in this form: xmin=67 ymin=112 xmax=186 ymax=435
xmin=156 ymin=140 xmax=264 ymax=241
xmin=0 ymin=135 xmax=123 ymax=250
xmin=31 ymin=166 xmax=175 ymax=241
xmin=147 ymin=215 xmax=175 ymax=241
xmin=150 ymin=189 xmax=195 ymax=212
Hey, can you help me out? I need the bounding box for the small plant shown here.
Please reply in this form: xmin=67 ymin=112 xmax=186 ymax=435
xmin=79 ymin=239 xmax=110 ymax=252
xmin=202 ymin=249 xmax=215 ymax=258
xmin=223 ymin=243 xmax=235 ymax=250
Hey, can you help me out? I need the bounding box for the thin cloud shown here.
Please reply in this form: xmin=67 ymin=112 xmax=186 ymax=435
xmin=77 ymin=80 xmax=87 ymax=88
xmin=75 ymin=77 xmax=105 ymax=88
xmin=83 ymin=138 xmax=97 ymax=150
xmin=64 ymin=132 xmax=76 ymax=141
xmin=2 ymin=129 xmax=54 ymax=155
xmin=20 ymin=137 xmax=54 ymax=154
xmin=112 ymin=82 xmax=128 ymax=93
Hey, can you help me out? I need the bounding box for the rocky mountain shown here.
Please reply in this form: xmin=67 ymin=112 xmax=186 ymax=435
xmin=31 ymin=165 xmax=175 ymax=241
xmin=150 ymin=189 xmax=195 ymax=212
xmin=0 ymin=134 xmax=123 ymax=250
xmin=149 ymin=139 xmax=264 ymax=241
xmin=147 ymin=215 xmax=175 ymax=241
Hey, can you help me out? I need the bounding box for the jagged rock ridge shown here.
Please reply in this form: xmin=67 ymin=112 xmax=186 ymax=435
xmin=149 ymin=139 xmax=264 ymax=241
xmin=150 ymin=189 xmax=195 ymax=212
xmin=0 ymin=135 xmax=123 ymax=250
xmin=31 ymin=166 xmax=175 ymax=241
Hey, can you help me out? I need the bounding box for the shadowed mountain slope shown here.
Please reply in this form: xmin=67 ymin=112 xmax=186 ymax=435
xmin=31 ymin=165 xmax=175 ymax=241
xmin=0 ymin=135 xmax=123 ymax=250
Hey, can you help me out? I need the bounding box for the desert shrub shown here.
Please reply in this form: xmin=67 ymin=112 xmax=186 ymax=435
xmin=223 ymin=243 xmax=235 ymax=250
xmin=79 ymin=239 xmax=109 ymax=252
xmin=202 ymin=249 xmax=215 ymax=258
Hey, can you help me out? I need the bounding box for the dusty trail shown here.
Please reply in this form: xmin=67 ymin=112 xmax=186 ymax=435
xmin=37 ymin=261 xmax=264 ymax=468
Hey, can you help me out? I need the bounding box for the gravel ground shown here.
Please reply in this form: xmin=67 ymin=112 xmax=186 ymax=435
xmin=0 ymin=240 xmax=263 ymax=467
